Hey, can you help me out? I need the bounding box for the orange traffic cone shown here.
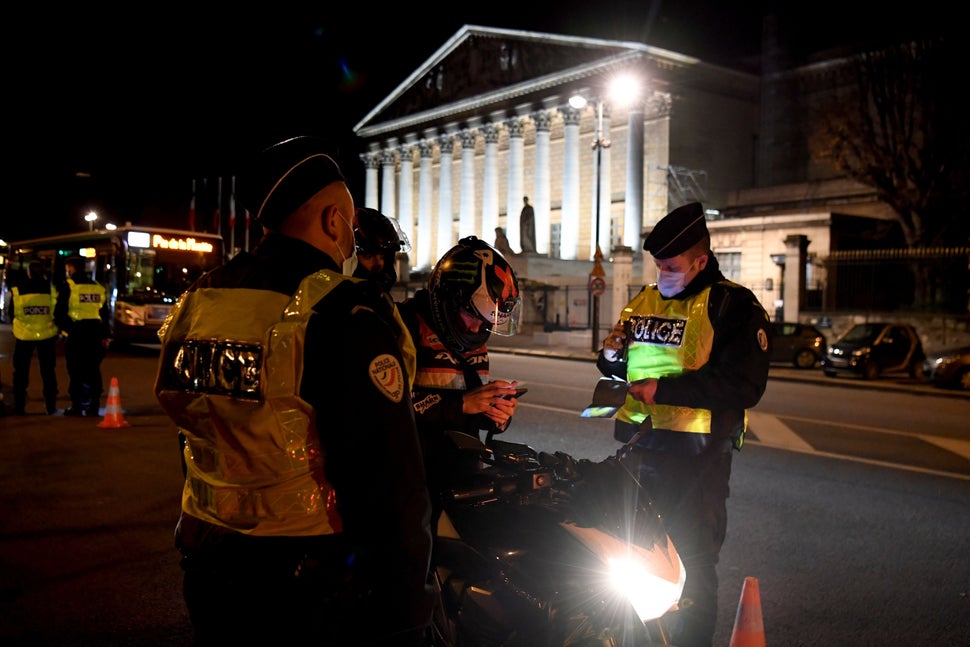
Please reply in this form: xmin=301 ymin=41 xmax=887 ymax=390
xmin=729 ymin=576 xmax=766 ymax=647
xmin=98 ymin=377 xmax=130 ymax=428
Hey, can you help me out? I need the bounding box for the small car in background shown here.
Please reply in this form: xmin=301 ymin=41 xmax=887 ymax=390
xmin=821 ymin=322 xmax=925 ymax=380
xmin=922 ymin=346 xmax=970 ymax=391
xmin=770 ymin=322 xmax=827 ymax=368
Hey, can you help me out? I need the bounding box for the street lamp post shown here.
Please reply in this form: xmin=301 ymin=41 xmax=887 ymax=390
xmin=589 ymin=100 xmax=610 ymax=352
xmin=571 ymin=75 xmax=640 ymax=352
xmin=84 ymin=211 xmax=98 ymax=231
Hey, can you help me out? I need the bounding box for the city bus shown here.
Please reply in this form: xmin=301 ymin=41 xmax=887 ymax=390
xmin=1 ymin=225 xmax=224 ymax=345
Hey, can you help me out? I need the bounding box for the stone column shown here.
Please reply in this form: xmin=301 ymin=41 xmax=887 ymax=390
xmin=560 ymin=105 xmax=582 ymax=260
xmin=361 ymin=149 xmax=381 ymax=209
xmin=416 ymin=138 xmax=435 ymax=271
xmin=783 ymin=234 xmax=809 ymax=322
xmin=481 ymin=122 xmax=501 ymax=240
xmin=505 ymin=116 xmax=526 ymax=253
xmin=437 ymin=133 xmax=456 ymax=260
xmin=532 ymin=109 xmax=553 ymax=255
xmin=623 ymin=101 xmax=645 ymax=250
xmin=397 ymin=141 xmax=415 ymax=242
xmin=610 ymin=245 xmax=634 ymax=323
xmin=380 ymin=145 xmax=397 ymax=219
xmin=458 ymin=128 xmax=478 ymax=240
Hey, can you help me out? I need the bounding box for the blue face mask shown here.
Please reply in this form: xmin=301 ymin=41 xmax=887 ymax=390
xmin=657 ymin=270 xmax=687 ymax=297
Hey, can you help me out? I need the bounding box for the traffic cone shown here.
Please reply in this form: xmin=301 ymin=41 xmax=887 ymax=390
xmin=98 ymin=377 xmax=130 ymax=428
xmin=729 ymin=576 xmax=766 ymax=647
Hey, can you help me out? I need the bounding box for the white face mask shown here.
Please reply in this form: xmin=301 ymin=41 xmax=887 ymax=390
xmin=657 ymin=270 xmax=687 ymax=298
xmin=336 ymin=213 xmax=358 ymax=276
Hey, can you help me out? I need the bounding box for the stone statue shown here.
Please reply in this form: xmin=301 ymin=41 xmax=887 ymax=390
xmin=494 ymin=226 xmax=514 ymax=256
xmin=519 ymin=196 xmax=536 ymax=253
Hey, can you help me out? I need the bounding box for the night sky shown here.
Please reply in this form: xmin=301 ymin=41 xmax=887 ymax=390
xmin=6 ymin=2 xmax=951 ymax=243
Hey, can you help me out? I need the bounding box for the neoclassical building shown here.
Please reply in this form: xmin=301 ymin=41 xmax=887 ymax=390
xmin=354 ymin=25 xmax=893 ymax=326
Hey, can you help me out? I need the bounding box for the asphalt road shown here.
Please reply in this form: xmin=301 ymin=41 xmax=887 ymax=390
xmin=0 ymin=324 xmax=965 ymax=645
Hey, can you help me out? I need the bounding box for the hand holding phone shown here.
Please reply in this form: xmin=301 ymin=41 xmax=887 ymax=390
xmin=503 ymin=387 xmax=528 ymax=399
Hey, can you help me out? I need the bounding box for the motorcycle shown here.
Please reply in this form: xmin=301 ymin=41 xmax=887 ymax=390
xmin=429 ymin=430 xmax=686 ymax=646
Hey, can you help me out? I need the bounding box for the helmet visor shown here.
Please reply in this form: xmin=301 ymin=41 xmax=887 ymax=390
xmin=468 ymin=282 xmax=521 ymax=337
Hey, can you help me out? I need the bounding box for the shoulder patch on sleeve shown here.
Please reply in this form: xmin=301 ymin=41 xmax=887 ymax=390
xmin=369 ymin=354 xmax=406 ymax=403
xmin=757 ymin=328 xmax=769 ymax=352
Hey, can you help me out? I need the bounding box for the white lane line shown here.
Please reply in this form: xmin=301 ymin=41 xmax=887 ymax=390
xmin=921 ymin=436 xmax=970 ymax=460
xmin=748 ymin=411 xmax=814 ymax=452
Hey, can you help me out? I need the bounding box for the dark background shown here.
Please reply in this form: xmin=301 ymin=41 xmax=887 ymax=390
xmin=5 ymin=2 xmax=951 ymax=242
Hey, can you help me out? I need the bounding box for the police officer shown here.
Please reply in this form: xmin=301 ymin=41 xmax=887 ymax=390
xmin=597 ymin=202 xmax=771 ymax=647
xmin=352 ymin=207 xmax=410 ymax=293
xmin=54 ymin=256 xmax=110 ymax=417
xmin=11 ymin=259 xmax=59 ymax=415
xmin=154 ymin=136 xmax=433 ymax=646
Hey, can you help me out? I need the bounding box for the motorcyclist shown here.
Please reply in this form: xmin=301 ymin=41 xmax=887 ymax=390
xmin=397 ymin=236 xmax=523 ymax=523
xmin=352 ymin=207 xmax=410 ymax=293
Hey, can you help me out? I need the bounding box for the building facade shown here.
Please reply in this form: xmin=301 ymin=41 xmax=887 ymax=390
xmin=354 ymin=25 xmax=895 ymax=326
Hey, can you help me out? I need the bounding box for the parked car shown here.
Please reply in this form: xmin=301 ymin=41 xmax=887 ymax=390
xmin=921 ymin=345 xmax=970 ymax=391
xmin=821 ymin=322 xmax=925 ymax=380
xmin=770 ymin=322 xmax=827 ymax=368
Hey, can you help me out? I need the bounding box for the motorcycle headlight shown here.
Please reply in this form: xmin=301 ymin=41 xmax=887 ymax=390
xmin=607 ymin=538 xmax=686 ymax=623
xmin=562 ymin=522 xmax=686 ymax=624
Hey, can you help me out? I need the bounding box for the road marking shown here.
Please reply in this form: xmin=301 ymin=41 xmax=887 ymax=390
xmin=922 ymin=435 xmax=970 ymax=460
xmin=748 ymin=411 xmax=813 ymax=452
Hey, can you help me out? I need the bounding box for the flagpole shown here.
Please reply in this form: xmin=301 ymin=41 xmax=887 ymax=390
xmin=229 ymin=176 xmax=236 ymax=258
xmin=214 ymin=176 xmax=222 ymax=236
xmin=189 ymin=179 xmax=196 ymax=231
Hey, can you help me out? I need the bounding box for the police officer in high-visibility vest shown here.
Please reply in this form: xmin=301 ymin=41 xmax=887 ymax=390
xmin=54 ymin=256 xmax=110 ymax=417
xmin=596 ymin=202 xmax=771 ymax=647
xmin=154 ymin=136 xmax=433 ymax=646
xmin=11 ymin=259 xmax=60 ymax=415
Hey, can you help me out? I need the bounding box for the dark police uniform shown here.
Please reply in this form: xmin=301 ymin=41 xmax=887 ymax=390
xmin=54 ymin=260 xmax=110 ymax=416
xmin=155 ymin=233 xmax=433 ymax=645
xmin=596 ymin=202 xmax=771 ymax=647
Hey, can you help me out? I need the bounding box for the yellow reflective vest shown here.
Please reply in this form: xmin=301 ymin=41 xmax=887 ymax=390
xmin=12 ymin=287 xmax=59 ymax=341
xmin=617 ymin=284 xmax=718 ymax=433
xmin=66 ymin=279 xmax=106 ymax=322
xmin=155 ymin=269 xmax=416 ymax=537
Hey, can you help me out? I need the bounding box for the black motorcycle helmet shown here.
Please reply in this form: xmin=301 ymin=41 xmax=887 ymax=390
xmin=428 ymin=236 xmax=521 ymax=354
xmin=352 ymin=208 xmax=410 ymax=290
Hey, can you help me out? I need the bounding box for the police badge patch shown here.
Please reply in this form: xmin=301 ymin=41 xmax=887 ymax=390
xmin=370 ymin=354 xmax=406 ymax=403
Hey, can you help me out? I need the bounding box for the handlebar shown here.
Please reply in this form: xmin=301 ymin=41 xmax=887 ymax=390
xmin=440 ymin=432 xmax=581 ymax=506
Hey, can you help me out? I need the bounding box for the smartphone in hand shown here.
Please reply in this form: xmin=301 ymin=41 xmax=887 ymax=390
xmin=503 ymin=387 xmax=528 ymax=399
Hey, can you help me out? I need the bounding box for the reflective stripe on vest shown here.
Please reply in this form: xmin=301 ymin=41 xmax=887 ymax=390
xmin=66 ymin=279 xmax=106 ymax=322
xmin=12 ymin=287 xmax=59 ymax=341
xmin=617 ymin=285 xmax=716 ymax=433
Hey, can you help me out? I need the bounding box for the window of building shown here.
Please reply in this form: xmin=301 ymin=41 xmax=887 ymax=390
xmin=550 ymin=223 xmax=561 ymax=259
xmin=718 ymin=251 xmax=741 ymax=281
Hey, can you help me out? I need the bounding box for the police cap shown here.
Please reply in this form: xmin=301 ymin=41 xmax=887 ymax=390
xmin=643 ymin=202 xmax=710 ymax=259
xmin=238 ymin=136 xmax=345 ymax=229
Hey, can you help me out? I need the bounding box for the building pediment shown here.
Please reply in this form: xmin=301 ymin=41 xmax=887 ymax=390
xmin=354 ymin=25 xmax=663 ymax=138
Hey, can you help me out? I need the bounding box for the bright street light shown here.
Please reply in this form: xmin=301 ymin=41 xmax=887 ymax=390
xmin=84 ymin=211 xmax=98 ymax=231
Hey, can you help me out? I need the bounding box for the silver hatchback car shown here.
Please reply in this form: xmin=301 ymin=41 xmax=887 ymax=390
xmin=922 ymin=346 xmax=970 ymax=391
